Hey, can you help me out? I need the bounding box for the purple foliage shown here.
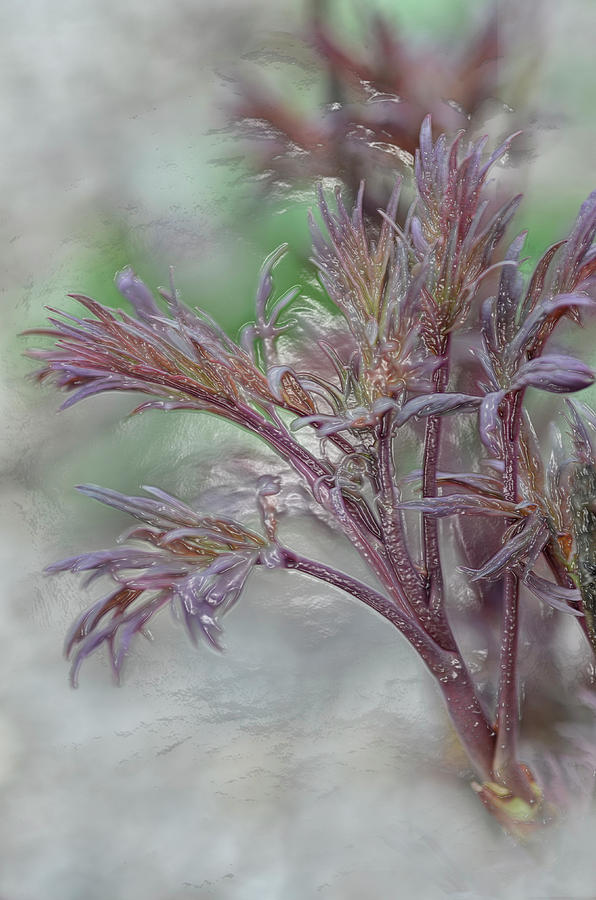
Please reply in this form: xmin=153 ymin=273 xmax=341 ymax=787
xmin=47 ymin=484 xmax=267 ymax=685
xmin=27 ymin=118 xmax=596 ymax=836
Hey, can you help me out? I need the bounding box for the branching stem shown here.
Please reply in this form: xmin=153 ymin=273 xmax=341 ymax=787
xmin=377 ymin=411 xmax=455 ymax=647
xmin=237 ymin=403 xmax=410 ymax=612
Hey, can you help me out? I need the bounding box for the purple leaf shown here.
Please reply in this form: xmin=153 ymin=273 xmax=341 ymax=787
xmin=508 ymin=293 xmax=595 ymax=362
xmin=494 ymin=231 xmax=527 ymax=351
xmin=48 ymin=481 xmax=275 ymax=683
xmin=116 ymin=267 xmax=162 ymax=321
xmin=26 ymin=272 xmax=280 ymax=419
xmin=394 ymin=392 xmax=482 ymax=426
xmin=523 ymin=571 xmax=583 ymax=617
xmin=512 ymin=355 xmax=594 ymax=394
xmin=255 ymin=244 xmax=288 ymax=316
xmin=292 ymin=397 xmax=396 ymax=435
xmin=478 ymin=390 xmax=505 ymax=454
xmin=459 ymin=514 xmax=548 ymax=582
xmin=68 ymin=593 xmax=169 ymax=687
xmin=568 ymin=397 xmax=596 ymax=432
xmin=401 ymin=469 xmax=503 ymax=497
xmin=554 ymin=190 xmax=596 ymax=293
xmin=75 ymin=484 xmax=202 ymax=528
xmin=564 ymin=399 xmax=596 ymax=464
xmin=520 ymin=239 xmax=567 ymax=320
xmin=256 ymin=475 xmax=282 ymax=497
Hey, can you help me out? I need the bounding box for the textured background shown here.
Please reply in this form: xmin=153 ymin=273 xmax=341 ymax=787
xmin=3 ymin=1 xmax=596 ymax=897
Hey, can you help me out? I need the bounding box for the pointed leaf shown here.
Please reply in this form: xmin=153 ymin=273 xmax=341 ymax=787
xmin=395 ymin=392 xmax=481 ymax=426
xmin=512 ymin=355 xmax=594 ymax=394
xmin=523 ymin=571 xmax=583 ymax=616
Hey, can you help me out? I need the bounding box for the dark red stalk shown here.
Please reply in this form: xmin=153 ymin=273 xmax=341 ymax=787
xmin=281 ymin=548 xmax=495 ymax=778
xmin=377 ymin=411 xmax=456 ymax=649
xmin=421 ymin=335 xmax=457 ymax=646
xmin=492 ymin=390 xmax=536 ymax=803
xmin=376 ymin=412 xmax=428 ymax=607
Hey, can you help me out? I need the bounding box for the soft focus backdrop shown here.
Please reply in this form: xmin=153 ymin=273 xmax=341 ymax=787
xmin=3 ymin=1 xmax=596 ymax=898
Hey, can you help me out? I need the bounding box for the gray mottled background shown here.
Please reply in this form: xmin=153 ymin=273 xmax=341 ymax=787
xmin=3 ymin=1 xmax=596 ymax=898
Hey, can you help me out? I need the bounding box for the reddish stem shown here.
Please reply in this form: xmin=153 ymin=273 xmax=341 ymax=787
xmin=421 ymin=336 xmax=456 ymax=643
xmin=281 ymin=548 xmax=495 ymax=778
xmin=377 ymin=414 xmax=428 ymax=601
xmin=377 ymin=411 xmax=456 ymax=649
xmin=492 ymin=391 xmax=535 ymax=802
xmin=237 ymin=403 xmax=411 ymax=613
